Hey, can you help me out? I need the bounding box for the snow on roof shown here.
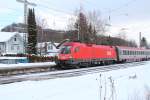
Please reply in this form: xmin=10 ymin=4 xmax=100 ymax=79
xmin=0 ymin=32 xmax=26 ymax=42
xmin=37 ymin=42 xmax=60 ymax=48
xmin=0 ymin=32 xmax=23 ymax=42
xmin=18 ymin=32 xmax=26 ymax=38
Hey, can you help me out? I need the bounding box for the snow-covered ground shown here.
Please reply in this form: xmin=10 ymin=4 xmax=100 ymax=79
xmin=0 ymin=61 xmax=150 ymax=100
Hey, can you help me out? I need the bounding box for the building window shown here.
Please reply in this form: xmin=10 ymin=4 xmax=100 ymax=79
xmin=14 ymin=38 xmax=17 ymax=41
xmin=48 ymin=45 xmax=53 ymax=50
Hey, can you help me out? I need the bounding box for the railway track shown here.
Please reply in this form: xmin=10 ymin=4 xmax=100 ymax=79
xmin=0 ymin=61 xmax=146 ymax=85
xmin=0 ymin=64 xmax=56 ymax=76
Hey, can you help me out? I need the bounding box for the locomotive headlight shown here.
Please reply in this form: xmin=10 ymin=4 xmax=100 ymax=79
xmin=69 ymin=55 xmax=73 ymax=59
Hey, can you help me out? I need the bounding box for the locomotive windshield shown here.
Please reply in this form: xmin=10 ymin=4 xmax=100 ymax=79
xmin=60 ymin=46 xmax=72 ymax=54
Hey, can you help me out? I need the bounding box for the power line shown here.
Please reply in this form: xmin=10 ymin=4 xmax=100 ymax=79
xmin=16 ymin=0 xmax=37 ymax=25
xmin=37 ymin=3 xmax=73 ymax=15
xmin=4 ymin=7 xmax=20 ymax=12
xmin=36 ymin=9 xmax=74 ymax=20
xmin=109 ymin=0 xmax=137 ymax=14
xmin=81 ymin=0 xmax=98 ymax=7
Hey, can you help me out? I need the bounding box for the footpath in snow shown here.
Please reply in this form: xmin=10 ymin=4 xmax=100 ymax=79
xmin=0 ymin=61 xmax=150 ymax=100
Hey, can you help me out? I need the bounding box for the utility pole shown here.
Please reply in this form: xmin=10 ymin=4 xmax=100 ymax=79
xmin=16 ymin=0 xmax=37 ymax=25
xmin=16 ymin=0 xmax=36 ymax=53
xmin=139 ymin=32 xmax=142 ymax=48
xmin=77 ymin=0 xmax=84 ymax=41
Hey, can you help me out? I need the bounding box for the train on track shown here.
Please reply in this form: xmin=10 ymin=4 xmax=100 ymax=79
xmin=56 ymin=42 xmax=150 ymax=68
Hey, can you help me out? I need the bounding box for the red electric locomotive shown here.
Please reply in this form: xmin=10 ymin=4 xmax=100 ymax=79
xmin=56 ymin=42 xmax=117 ymax=68
xmin=56 ymin=42 xmax=150 ymax=69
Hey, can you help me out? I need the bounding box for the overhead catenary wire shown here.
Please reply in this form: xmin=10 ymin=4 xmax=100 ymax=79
xmin=36 ymin=9 xmax=75 ymax=22
xmin=37 ymin=3 xmax=74 ymax=15
xmin=0 ymin=0 xmax=140 ymax=31
xmin=104 ymin=0 xmax=137 ymax=14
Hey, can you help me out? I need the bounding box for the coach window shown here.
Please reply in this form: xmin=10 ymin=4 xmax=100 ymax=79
xmin=146 ymin=51 xmax=148 ymax=55
xmin=135 ymin=51 xmax=136 ymax=55
xmin=119 ymin=51 xmax=122 ymax=55
xmin=127 ymin=51 xmax=129 ymax=55
xmin=123 ymin=50 xmax=125 ymax=55
xmin=125 ymin=51 xmax=127 ymax=55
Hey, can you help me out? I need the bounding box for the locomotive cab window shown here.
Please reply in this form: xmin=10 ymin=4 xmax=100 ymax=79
xmin=60 ymin=46 xmax=72 ymax=54
xmin=74 ymin=47 xmax=80 ymax=53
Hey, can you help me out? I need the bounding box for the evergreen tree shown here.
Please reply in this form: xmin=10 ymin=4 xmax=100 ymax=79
xmin=27 ymin=8 xmax=37 ymax=54
xmin=141 ymin=37 xmax=148 ymax=48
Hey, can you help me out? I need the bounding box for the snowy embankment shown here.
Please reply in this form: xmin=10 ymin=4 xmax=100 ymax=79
xmin=0 ymin=61 xmax=150 ymax=100
xmin=0 ymin=62 xmax=56 ymax=69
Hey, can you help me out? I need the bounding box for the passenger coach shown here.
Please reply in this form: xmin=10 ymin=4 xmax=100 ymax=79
xmin=116 ymin=46 xmax=150 ymax=62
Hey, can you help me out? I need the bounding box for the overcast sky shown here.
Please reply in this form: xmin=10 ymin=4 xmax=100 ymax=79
xmin=0 ymin=0 xmax=150 ymax=45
